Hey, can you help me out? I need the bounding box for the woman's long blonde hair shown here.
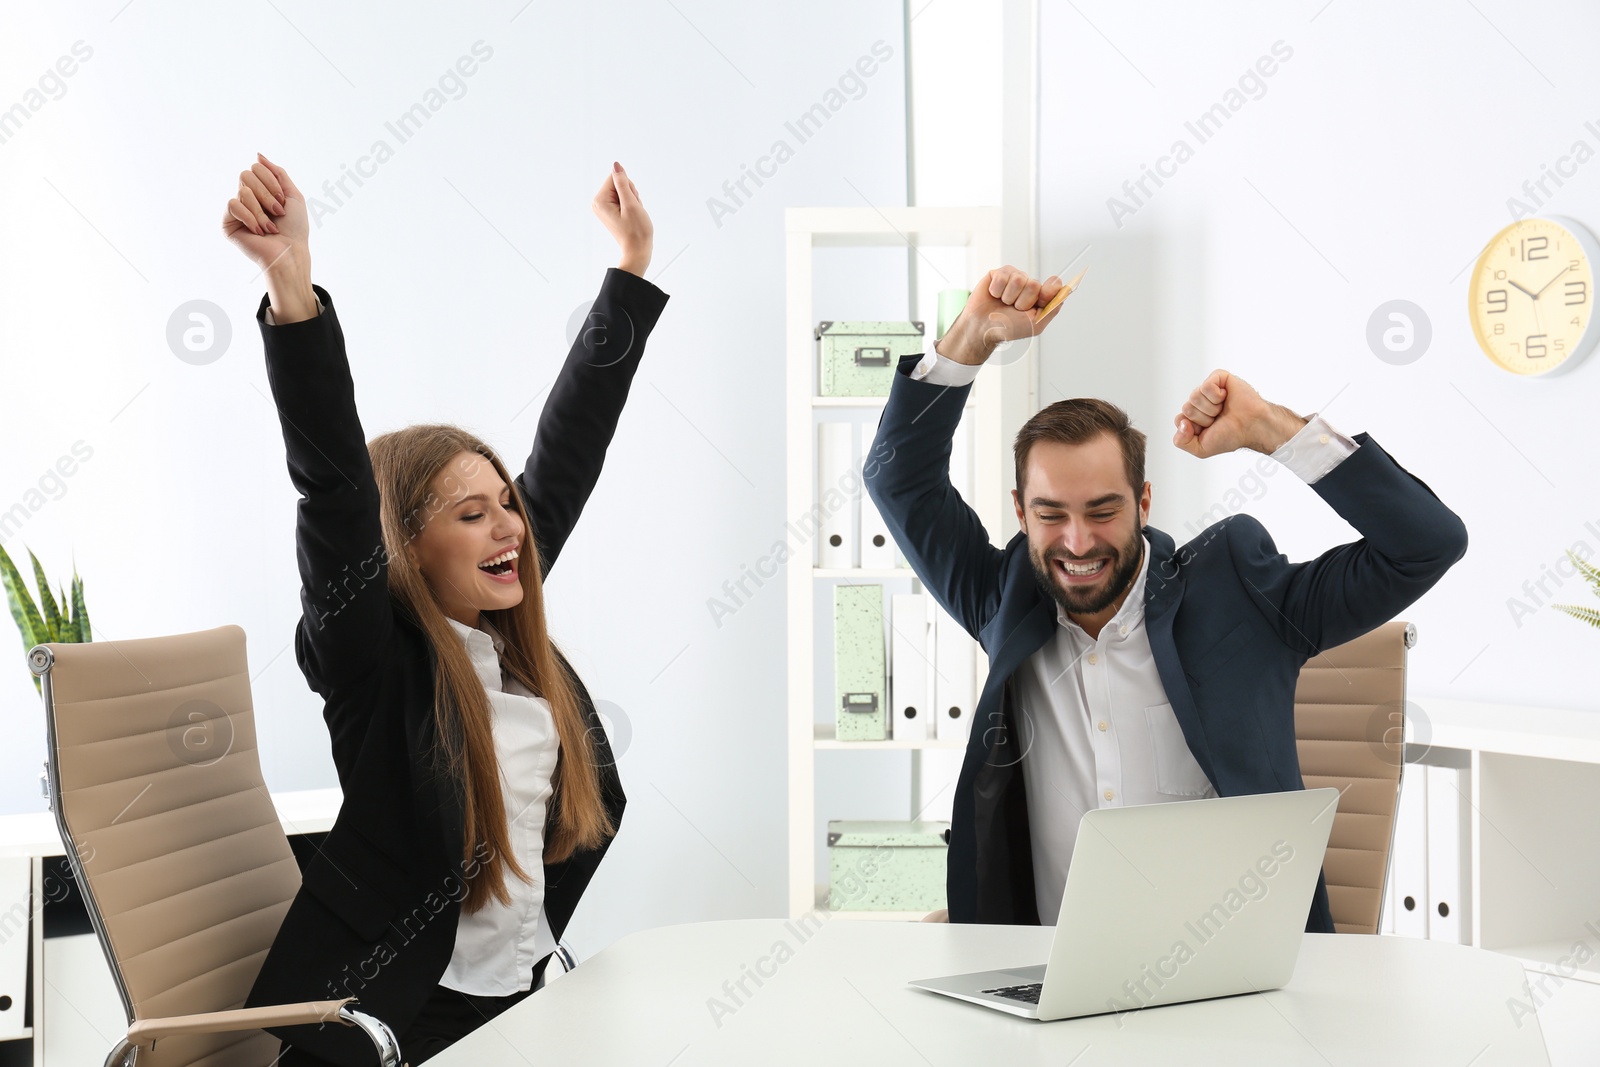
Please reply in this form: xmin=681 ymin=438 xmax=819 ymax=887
xmin=368 ymin=424 xmax=614 ymax=913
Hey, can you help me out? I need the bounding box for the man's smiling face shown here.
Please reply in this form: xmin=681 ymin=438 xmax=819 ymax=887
xmin=1014 ymin=432 xmax=1151 ymax=621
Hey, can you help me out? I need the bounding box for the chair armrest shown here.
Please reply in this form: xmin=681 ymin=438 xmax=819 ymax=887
xmin=125 ymin=998 xmax=353 ymax=1045
xmin=553 ymin=939 xmax=579 ymax=974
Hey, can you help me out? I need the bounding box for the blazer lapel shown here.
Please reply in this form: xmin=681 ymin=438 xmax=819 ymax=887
xmin=1141 ymin=525 xmax=1216 ymax=780
xmin=975 ymin=589 xmax=1055 ymax=759
xmin=413 ymin=636 xmax=467 ymax=879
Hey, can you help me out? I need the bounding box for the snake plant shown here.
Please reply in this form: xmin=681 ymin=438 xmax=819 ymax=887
xmin=1552 ymin=549 xmax=1600 ymax=631
xmin=0 ymin=543 xmax=90 ymax=694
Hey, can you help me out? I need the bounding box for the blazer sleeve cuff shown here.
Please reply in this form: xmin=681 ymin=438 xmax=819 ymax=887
xmin=599 ymin=266 xmax=670 ymax=334
xmin=910 ymin=350 xmax=984 ymax=387
xmin=1270 ymin=412 xmax=1359 ymax=484
xmin=256 ymin=284 xmax=336 ymax=333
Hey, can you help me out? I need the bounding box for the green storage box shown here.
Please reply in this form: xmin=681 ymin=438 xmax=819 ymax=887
xmin=834 ymin=584 xmax=887 ymax=741
xmin=816 ymin=320 xmax=925 ymax=397
xmin=827 ymin=820 xmax=950 ymax=912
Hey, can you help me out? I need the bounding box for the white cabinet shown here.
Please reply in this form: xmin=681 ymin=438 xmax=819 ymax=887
xmin=41 ymin=935 xmax=122 ymax=1067
xmin=0 ymin=788 xmax=339 ymax=1063
xmin=0 ymin=859 xmax=29 ymax=1039
xmin=1399 ymin=699 xmax=1600 ymax=1063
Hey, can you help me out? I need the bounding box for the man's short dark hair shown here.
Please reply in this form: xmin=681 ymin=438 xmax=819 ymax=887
xmin=1013 ymin=398 xmax=1146 ymax=497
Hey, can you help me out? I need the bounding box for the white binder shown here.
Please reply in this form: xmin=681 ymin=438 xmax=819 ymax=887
xmin=859 ymin=445 xmax=897 ymax=572
xmin=0 ymin=858 xmax=29 ymax=1036
xmin=933 ymin=602 xmax=975 ymax=742
xmin=1426 ymin=762 xmax=1472 ymax=944
xmin=817 ymin=421 xmax=853 ymax=569
xmin=1390 ymin=765 xmax=1429 ymax=939
xmin=891 ymin=594 xmax=932 ymax=741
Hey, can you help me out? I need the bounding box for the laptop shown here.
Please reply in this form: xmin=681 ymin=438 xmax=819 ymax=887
xmin=909 ymin=787 xmax=1339 ymax=1021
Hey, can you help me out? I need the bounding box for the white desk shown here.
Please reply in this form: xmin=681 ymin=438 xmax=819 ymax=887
xmin=433 ymin=919 xmax=1550 ymax=1066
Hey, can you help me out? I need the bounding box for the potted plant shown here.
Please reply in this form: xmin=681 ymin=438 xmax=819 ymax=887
xmin=0 ymin=543 xmax=91 ymax=694
xmin=1552 ymin=549 xmax=1600 ymax=631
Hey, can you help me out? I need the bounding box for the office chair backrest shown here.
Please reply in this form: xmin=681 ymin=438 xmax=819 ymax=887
xmin=33 ymin=625 xmax=301 ymax=1066
xmin=1292 ymin=620 xmax=1415 ymax=935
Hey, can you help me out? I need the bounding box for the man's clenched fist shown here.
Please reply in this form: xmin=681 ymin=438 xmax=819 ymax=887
xmin=935 ymin=266 xmax=1067 ymax=366
xmin=1172 ymin=370 xmax=1307 ymax=458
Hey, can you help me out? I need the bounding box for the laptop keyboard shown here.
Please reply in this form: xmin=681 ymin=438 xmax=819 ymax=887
xmin=980 ymin=982 xmax=1042 ymax=1004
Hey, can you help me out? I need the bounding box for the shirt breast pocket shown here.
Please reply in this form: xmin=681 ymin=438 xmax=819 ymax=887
xmin=1144 ymin=702 xmax=1214 ymax=798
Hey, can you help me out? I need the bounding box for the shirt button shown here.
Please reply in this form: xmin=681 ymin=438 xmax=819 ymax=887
xmin=1118 ymin=624 xmax=1128 ymax=636
xmin=1097 ymin=720 xmax=1108 ymax=732
xmin=1103 ymin=788 xmax=1115 ymax=801
xmin=1086 ymin=652 xmax=1099 ymax=665
xmin=1318 ymin=433 xmax=1330 ymax=444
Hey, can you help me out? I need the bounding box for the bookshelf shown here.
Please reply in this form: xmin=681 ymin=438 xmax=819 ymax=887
xmin=784 ymin=206 xmax=1030 ymax=920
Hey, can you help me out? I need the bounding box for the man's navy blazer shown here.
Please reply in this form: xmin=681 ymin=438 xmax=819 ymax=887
xmin=863 ymin=355 xmax=1468 ymax=933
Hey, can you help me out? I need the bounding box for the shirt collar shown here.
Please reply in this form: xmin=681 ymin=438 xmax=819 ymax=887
xmin=445 ymin=616 xmax=506 ymax=650
xmin=1054 ymin=530 xmax=1151 ymax=636
xmin=445 ymin=616 xmax=507 ymax=691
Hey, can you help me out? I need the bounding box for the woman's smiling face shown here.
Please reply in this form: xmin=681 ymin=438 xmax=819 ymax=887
xmin=410 ymin=450 xmax=526 ymax=627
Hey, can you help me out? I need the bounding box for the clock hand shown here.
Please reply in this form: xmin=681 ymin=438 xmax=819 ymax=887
xmin=1531 ymin=262 xmax=1573 ymax=300
xmin=1507 ymin=276 xmax=1545 ymax=336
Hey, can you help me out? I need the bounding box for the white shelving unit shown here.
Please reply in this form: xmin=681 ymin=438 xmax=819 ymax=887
xmin=1390 ymin=698 xmax=1600 ymax=1058
xmin=784 ymin=206 xmax=1029 ymax=921
xmin=1407 ymin=699 xmax=1600 ymax=976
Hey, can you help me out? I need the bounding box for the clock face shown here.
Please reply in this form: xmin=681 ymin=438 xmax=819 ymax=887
xmin=1468 ymin=216 xmax=1598 ymax=376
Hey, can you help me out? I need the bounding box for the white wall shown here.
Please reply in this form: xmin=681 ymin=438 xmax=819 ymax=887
xmin=0 ymin=0 xmax=917 ymax=956
xmin=1036 ymin=0 xmax=1600 ymax=717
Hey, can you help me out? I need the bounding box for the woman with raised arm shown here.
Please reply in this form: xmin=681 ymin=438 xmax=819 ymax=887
xmin=223 ymin=154 xmax=667 ymax=1065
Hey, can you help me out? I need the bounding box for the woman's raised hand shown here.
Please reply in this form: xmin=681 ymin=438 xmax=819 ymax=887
xmin=223 ymin=154 xmax=307 ymax=271
xmin=223 ymin=154 xmax=317 ymax=323
xmin=592 ymin=162 xmax=653 ymax=277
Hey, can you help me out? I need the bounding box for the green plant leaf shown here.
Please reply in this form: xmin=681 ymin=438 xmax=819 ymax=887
xmin=0 ymin=543 xmax=49 ymax=652
xmin=29 ymin=549 xmax=64 ymax=642
xmin=70 ymin=572 xmax=90 ymax=643
xmin=1567 ymin=550 xmax=1600 ymax=599
xmin=1552 ymin=602 xmax=1600 ymax=630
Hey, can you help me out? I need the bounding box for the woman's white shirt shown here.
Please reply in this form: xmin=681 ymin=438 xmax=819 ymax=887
xmin=437 ymin=616 xmax=560 ymax=995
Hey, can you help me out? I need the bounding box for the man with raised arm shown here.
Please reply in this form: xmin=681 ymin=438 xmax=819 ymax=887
xmin=864 ymin=266 xmax=1467 ymax=933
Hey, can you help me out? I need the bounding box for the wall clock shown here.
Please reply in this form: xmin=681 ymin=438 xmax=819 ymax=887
xmin=1468 ymin=215 xmax=1599 ymax=376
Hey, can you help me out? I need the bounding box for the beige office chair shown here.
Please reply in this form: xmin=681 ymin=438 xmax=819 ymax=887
xmin=1293 ymin=619 xmax=1416 ymax=935
xmin=29 ymin=625 xmax=402 ymax=1067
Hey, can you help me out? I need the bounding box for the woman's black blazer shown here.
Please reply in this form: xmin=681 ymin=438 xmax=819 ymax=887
xmin=241 ymin=268 xmax=670 ymax=1064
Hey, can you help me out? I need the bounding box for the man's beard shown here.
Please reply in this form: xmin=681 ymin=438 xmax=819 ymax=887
xmin=1029 ymin=523 xmax=1146 ymax=618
